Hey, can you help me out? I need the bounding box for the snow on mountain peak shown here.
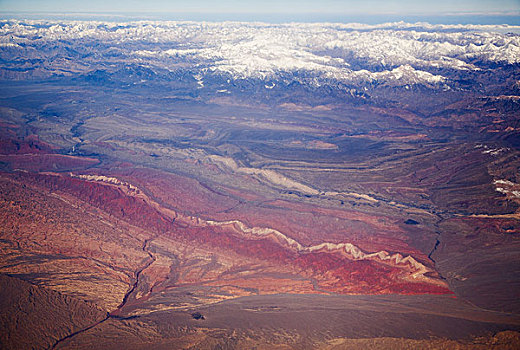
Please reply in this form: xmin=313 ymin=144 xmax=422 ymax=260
xmin=0 ymin=20 xmax=518 ymax=88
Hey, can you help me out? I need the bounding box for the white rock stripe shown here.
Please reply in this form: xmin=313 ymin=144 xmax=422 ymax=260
xmin=69 ymin=173 xmax=436 ymax=283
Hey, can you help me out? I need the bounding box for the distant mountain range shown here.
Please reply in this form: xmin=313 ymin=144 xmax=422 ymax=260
xmin=1 ymin=20 xmax=519 ymax=97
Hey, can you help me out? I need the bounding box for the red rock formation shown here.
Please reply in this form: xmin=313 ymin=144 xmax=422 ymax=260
xmin=4 ymin=169 xmax=450 ymax=298
xmin=0 ymin=154 xmax=99 ymax=172
xmin=0 ymin=135 xmax=56 ymax=155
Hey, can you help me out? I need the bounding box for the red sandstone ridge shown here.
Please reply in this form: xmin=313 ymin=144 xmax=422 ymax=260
xmin=4 ymin=169 xmax=450 ymax=298
xmin=0 ymin=154 xmax=100 ymax=172
xmin=86 ymin=167 xmax=424 ymax=255
xmin=0 ymin=134 xmax=99 ymax=172
xmin=0 ymin=134 xmax=57 ymax=155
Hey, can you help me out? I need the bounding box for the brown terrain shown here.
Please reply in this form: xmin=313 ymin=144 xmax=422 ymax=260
xmin=1 ymin=81 xmax=520 ymax=349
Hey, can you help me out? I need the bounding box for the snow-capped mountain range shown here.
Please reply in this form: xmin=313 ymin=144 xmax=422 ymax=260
xmin=0 ymin=20 xmax=519 ymax=90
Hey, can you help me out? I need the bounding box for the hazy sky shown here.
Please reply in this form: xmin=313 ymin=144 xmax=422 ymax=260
xmin=1 ymin=0 xmax=519 ymax=15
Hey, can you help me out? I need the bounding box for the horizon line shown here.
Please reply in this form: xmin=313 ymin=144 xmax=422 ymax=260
xmin=2 ymin=10 xmax=520 ymax=16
